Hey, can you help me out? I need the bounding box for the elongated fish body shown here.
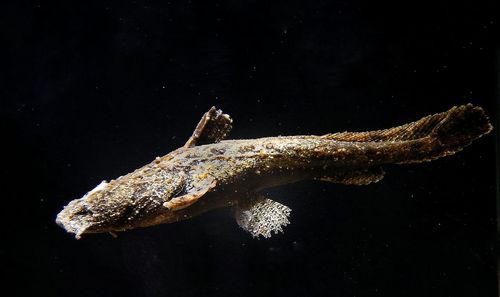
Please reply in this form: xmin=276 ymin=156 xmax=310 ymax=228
xmin=56 ymin=104 xmax=492 ymax=239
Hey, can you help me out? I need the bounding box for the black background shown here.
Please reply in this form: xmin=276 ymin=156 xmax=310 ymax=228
xmin=2 ymin=0 xmax=499 ymax=296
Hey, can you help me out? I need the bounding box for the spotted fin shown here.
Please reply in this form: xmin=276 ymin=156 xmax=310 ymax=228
xmin=319 ymin=167 xmax=385 ymax=185
xmin=184 ymin=106 xmax=233 ymax=148
xmin=235 ymin=196 xmax=291 ymax=238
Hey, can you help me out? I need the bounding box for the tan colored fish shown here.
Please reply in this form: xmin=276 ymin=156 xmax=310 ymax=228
xmin=56 ymin=104 xmax=492 ymax=239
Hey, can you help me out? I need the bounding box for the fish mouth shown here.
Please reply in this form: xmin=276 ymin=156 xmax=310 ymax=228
xmin=56 ymin=199 xmax=94 ymax=239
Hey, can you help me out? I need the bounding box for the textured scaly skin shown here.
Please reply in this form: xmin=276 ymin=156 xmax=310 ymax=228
xmin=56 ymin=104 xmax=492 ymax=238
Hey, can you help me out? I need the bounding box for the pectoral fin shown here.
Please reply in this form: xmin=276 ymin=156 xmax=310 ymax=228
xmin=235 ymin=195 xmax=291 ymax=238
xmin=319 ymin=167 xmax=385 ymax=185
xmin=184 ymin=106 xmax=233 ymax=148
xmin=163 ymin=179 xmax=217 ymax=211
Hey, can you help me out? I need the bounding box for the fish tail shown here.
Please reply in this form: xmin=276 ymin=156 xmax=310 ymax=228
xmin=324 ymin=104 xmax=493 ymax=163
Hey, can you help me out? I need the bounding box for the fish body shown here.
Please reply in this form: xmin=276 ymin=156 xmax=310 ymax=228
xmin=56 ymin=104 xmax=492 ymax=239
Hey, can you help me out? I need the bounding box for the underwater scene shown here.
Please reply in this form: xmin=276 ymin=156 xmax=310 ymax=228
xmin=3 ymin=0 xmax=498 ymax=296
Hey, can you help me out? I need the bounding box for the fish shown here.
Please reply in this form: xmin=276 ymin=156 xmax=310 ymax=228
xmin=56 ymin=104 xmax=492 ymax=239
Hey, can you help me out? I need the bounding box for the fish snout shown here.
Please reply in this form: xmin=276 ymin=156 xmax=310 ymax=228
xmin=56 ymin=199 xmax=95 ymax=239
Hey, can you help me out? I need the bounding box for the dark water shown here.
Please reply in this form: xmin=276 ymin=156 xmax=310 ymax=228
xmin=2 ymin=1 xmax=498 ymax=296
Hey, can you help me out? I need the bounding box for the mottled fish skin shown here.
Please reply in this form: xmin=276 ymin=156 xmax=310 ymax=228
xmin=56 ymin=104 xmax=492 ymax=239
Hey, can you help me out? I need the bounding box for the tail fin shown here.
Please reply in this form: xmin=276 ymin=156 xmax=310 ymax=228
xmin=324 ymin=104 xmax=493 ymax=163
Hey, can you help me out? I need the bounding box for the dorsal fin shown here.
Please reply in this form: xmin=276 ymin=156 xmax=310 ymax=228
xmin=184 ymin=106 xmax=233 ymax=148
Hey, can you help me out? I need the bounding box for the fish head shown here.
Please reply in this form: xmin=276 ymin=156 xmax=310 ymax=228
xmin=55 ymin=178 xmax=186 ymax=239
xmin=55 ymin=181 xmax=137 ymax=239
